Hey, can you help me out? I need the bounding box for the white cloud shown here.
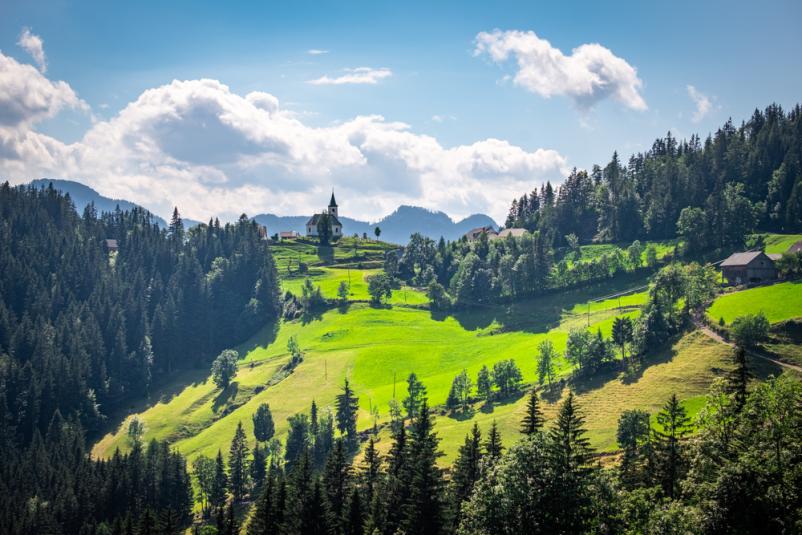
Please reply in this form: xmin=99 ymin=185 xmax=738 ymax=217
xmin=474 ymin=29 xmax=647 ymax=111
xmin=0 ymin=52 xmax=87 ymax=128
xmin=0 ymin=56 xmax=567 ymax=223
xmin=307 ymin=49 xmax=329 ymax=55
xmin=17 ymin=27 xmax=47 ymax=73
xmin=308 ymin=67 xmax=392 ymax=86
xmin=431 ymin=114 xmax=456 ymax=123
xmin=687 ymin=85 xmax=711 ymax=123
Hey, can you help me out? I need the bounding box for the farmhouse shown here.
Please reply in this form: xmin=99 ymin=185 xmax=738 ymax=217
xmin=104 ymin=239 xmax=118 ymax=252
xmin=279 ymin=231 xmax=300 ymax=240
xmin=465 ymin=226 xmax=497 ymax=241
xmin=720 ymin=251 xmax=778 ymax=285
xmin=493 ymin=228 xmax=528 ymax=239
xmin=306 ymin=192 xmax=343 ymax=238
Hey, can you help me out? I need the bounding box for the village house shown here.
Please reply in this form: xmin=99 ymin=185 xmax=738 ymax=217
xmin=464 ymin=226 xmax=497 ymax=241
xmin=279 ymin=231 xmax=300 ymax=240
xmin=720 ymin=251 xmax=779 ymax=285
xmin=306 ymin=192 xmax=343 ymax=238
xmin=493 ymin=228 xmax=528 ymax=239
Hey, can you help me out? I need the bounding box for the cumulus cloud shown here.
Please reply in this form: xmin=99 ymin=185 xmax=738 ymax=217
xmin=0 ymin=57 xmax=567 ymax=223
xmin=308 ymin=67 xmax=392 ymax=86
xmin=17 ymin=27 xmax=47 ymax=73
xmin=687 ymin=85 xmax=711 ymax=123
xmin=474 ymin=29 xmax=647 ymax=111
xmin=0 ymin=52 xmax=87 ymax=128
xmin=307 ymin=49 xmax=329 ymax=55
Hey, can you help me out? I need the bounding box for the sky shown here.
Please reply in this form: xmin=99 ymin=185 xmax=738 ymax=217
xmin=1 ymin=0 xmax=801 ymax=224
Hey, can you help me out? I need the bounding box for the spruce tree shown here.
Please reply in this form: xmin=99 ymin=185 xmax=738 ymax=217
xmin=345 ymin=487 xmax=364 ymax=535
xmin=360 ymin=438 xmax=382 ymax=508
xmin=336 ymin=379 xmax=359 ymax=446
xmin=403 ymin=373 xmax=427 ymax=419
xmin=484 ymin=420 xmax=503 ymax=463
xmin=229 ymin=421 xmax=251 ymax=502
xmin=728 ymin=346 xmax=753 ymax=412
xmin=520 ymin=388 xmax=545 ymax=435
xmin=402 ymin=399 xmax=444 ymax=535
xmin=449 ymin=422 xmax=482 ymax=528
xmin=653 ymin=393 xmax=690 ymax=499
xmin=251 ymin=442 xmax=266 ymax=490
xmin=210 ymin=450 xmax=229 ymax=511
xmin=546 ymin=391 xmax=595 ymax=533
xmin=323 ymin=438 xmax=352 ymax=532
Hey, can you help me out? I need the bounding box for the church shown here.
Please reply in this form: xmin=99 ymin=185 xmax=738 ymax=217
xmin=306 ymin=192 xmax=343 ymax=238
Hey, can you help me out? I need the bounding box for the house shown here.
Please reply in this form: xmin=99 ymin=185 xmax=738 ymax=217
xmin=720 ymin=251 xmax=778 ymax=285
xmin=788 ymin=240 xmax=802 ymax=254
xmin=465 ymin=226 xmax=497 ymax=241
xmin=493 ymin=228 xmax=528 ymax=239
xmin=257 ymin=225 xmax=268 ymax=240
xmin=306 ymin=192 xmax=343 ymax=238
xmin=279 ymin=231 xmax=300 ymax=240
xmin=104 ymin=239 xmax=118 ymax=252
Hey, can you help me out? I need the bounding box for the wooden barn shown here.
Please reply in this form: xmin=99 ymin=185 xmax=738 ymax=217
xmin=720 ymin=251 xmax=779 ymax=285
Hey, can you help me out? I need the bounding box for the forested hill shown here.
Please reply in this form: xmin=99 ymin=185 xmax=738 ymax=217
xmin=505 ymin=103 xmax=802 ymax=245
xmin=27 ymin=178 xmax=203 ymax=229
xmin=0 ymin=182 xmax=281 ymax=532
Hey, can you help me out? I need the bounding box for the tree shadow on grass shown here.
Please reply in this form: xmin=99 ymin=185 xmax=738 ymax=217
xmin=445 ymin=408 xmax=477 ymax=421
xmin=430 ymin=271 xmax=652 ymax=334
xmin=212 ymin=382 xmax=239 ymax=414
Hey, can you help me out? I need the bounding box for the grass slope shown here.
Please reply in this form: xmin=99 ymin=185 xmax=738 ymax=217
xmin=707 ymin=281 xmax=802 ymax=324
xmin=93 ymin=278 xmax=650 ymax=464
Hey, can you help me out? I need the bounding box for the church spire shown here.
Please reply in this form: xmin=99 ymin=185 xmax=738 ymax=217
xmin=329 ymin=190 xmax=337 ymax=208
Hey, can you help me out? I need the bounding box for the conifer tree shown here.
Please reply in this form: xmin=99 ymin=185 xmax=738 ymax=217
xmin=360 ymin=438 xmax=382 ymax=508
xmin=728 ymin=346 xmax=753 ymax=412
xmin=449 ymin=422 xmax=482 ymax=528
xmin=345 ymin=487 xmax=364 ymax=535
xmin=336 ymin=378 xmax=360 ymax=446
xmin=210 ymin=450 xmax=229 ymax=511
xmin=653 ymin=393 xmax=691 ymax=499
xmin=402 ymin=399 xmax=444 ymax=535
xmin=251 ymin=442 xmax=266 ymax=490
xmin=323 ymin=438 xmax=352 ymax=532
xmin=403 ymin=372 xmax=427 ymax=419
xmin=484 ymin=420 xmax=503 ymax=463
xmin=252 ymin=402 xmax=275 ymax=443
xmin=520 ymin=388 xmax=545 ymax=435
xmin=229 ymin=421 xmax=251 ymax=502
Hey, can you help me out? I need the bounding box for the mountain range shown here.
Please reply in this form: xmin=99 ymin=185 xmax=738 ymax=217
xmin=26 ymin=179 xmax=498 ymax=243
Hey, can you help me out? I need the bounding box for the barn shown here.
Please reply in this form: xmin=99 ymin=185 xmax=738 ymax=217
xmin=720 ymin=251 xmax=779 ymax=285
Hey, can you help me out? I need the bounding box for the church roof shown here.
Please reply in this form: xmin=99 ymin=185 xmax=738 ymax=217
xmin=306 ymin=212 xmax=342 ymax=227
xmin=329 ymin=191 xmax=338 ymax=207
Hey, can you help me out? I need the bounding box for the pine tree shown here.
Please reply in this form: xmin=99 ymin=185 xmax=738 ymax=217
xmin=323 ymin=438 xmax=352 ymax=532
xmin=728 ymin=346 xmax=753 ymax=412
xmin=476 ymin=365 xmax=492 ymax=401
xmin=336 ymin=378 xmax=359 ymax=446
xmin=210 ymin=450 xmax=229 ymax=510
xmin=345 ymin=487 xmax=364 ymax=535
xmin=484 ymin=420 xmax=503 ymax=463
xmin=248 ymin=469 xmax=280 ymax=535
xmin=546 ymin=391 xmax=595 ymax=533
xmin=360 ymin=438 xmax=382 ymax=508
xmin=401 ymin=399 xmax=444 ymax=535
xmin=251 ymin=442 xmax=266 ymax=490
xmin=520 ymin=388 xmax=545 ymax=435
xmin=449 ymin=422 xmax=482 ymax=528
xmin=229 ymin=421 xmax=251 ymax=501
xmin=403 ymin=372 xmax=427 ymax=419
xmin=653 ymin=393 xmax=690 ymax=499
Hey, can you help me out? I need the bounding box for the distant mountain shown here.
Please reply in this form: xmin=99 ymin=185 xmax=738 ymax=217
xmin=254 ymin=205 xmax=498 ymax=244
xmin=27 ymin=179 xmax=202 ymax=228
xmin=25 ymin=179 xmax=496 ymax=242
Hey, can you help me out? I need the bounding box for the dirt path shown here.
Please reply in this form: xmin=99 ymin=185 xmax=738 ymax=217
xmin=692 ymin=319 xmax=802 ymax=374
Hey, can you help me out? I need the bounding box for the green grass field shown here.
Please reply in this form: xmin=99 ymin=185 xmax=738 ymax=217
xmin=94 ymin=273 xmax=750 ymax=467
xmin=577 ymin=240 xmax=676 ymax=264
xmin=707 ymin=281 xmax=802 ymax=324
xmin=758 ymin=233 xmax=802 ymax=254
xmin=281 ymin=267 xmax=428 ymax=306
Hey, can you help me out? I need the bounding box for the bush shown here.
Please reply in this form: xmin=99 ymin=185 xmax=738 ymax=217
xmin=731 ymin=312 xmax=770 ymax=348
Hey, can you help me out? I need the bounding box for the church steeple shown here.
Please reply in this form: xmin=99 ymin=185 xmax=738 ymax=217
xmin=328 ymin=190 xmax=338 ymax=219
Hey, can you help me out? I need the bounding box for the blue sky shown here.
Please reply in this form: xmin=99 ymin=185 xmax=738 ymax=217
xmin=1 ymin=0 xmax=801 ymax=222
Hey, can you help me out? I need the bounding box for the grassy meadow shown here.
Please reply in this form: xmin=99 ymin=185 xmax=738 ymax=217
xmin=707 ymin=280 xmax=802 ymax=324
